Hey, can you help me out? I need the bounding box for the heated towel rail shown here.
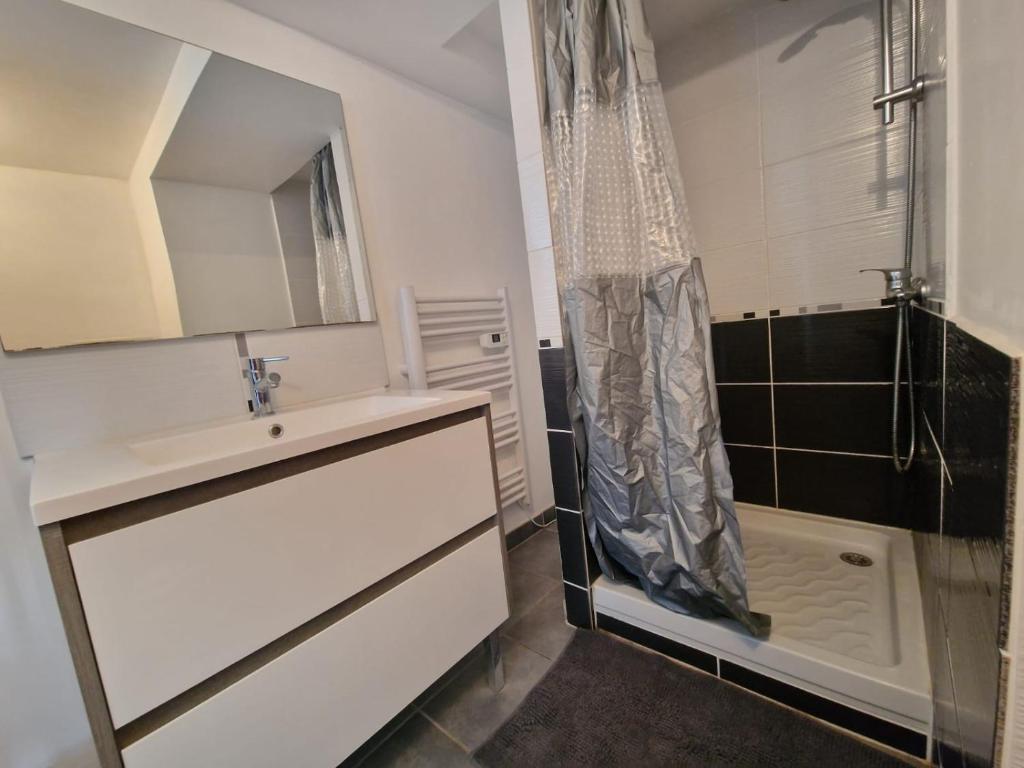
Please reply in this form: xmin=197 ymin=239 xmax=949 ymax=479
xmin=398 ymin=286 xmax=530 ymax=511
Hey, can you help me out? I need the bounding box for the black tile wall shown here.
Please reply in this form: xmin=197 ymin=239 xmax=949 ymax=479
xmin=595 ymin=616 xmax=929 ymax=759
xmin=563 ymin=583 xmax=592 ymax=629
xmin=944 ymin=325 xmax=1013 ymax=541
xmin=906 ymin=313 xmax=1018 ymax=768
xmin=716 ymin=385 xmax=772 ymax=446
xmin=776 ymin=450 xmax=907 ymax=526
xmin=596 ymin=613 xmax=717 ymax=675
xmin=538 ymin=348 xmax=570 ymax=430
xmin=724 ymin=445 xmax=776 ymax=507
xmin=707 ymin=308 xmax=913 ymax=526
xmin=538 ymin=309 xmax=1018 ymax=767
xmin=719 ymin=661 xmax=928 ymax=758
xmin=771 ymin=308 xmax=897 ymax=382
xmin=546 ymin=430 xmax=581 ymax=511
xmin=538 ymin=346 xmax=593 ymax=628
xmin=711 ymin=319 xmax=770 ymax=383
xmin=912 ymin=306 xmax=946 ymax=436
xmin=773 ymin=384 xmax=900 ymax=455
xmin=909 ymin=428 xmax=943 ymax=534
xmin=555 ymin=508 xmax=588 ymax=587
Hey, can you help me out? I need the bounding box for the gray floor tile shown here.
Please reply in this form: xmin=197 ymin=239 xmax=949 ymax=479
xmin=503 ymin=587 xmax=575 ymax=660
xmin=339 ymin=705 xmax=420 ymax=767
xmin=507 ymin=566 xmax=560 ymax=624
xmin=413 ymin=645 xmax=482 ymax=708
xmin=508 ymin=528 xmax=562 ymax=579
xmin=421 ymin=639 xmax=554 ymax=751
xmin=355 ymin=713 xmax=474 ymax=767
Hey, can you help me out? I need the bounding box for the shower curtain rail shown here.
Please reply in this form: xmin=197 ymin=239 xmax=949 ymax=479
xmin=398 ymin=285 xmax=532 ymax=512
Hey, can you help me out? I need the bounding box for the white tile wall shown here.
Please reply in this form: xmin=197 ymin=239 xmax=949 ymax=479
xmin=501 ymin=0 xmax=560 ymax=349
xmin=0 ymin=336 xmax=246 ymax=457
xmin=767 ymin=216 xmax=904 ymax=308
xmin=500 ymin=0 xmax=544 ymax=163
xmin=672 ymin=97 xmax=761 ymax=190
xmin=686 ymin=169 xmax=765 ymax=253
xmin=914 ymin=0 xmax=946 ymax=299
xmin=700 ymin=241 xmax=770 ymax=317
xmin=657 ymin=10 xmax=758 ymax=114
xmin=245 ymin=323 xmax=389 ymax=410
xmin=517 ymin=151 xmax=553 ymax=252
xmin=657 ymin=0 xmax=941 ymax=315
xmin=763 ymin=129 xmax=907 ymax=239
xmin=527 ymin=248 xmax=561 ymax=345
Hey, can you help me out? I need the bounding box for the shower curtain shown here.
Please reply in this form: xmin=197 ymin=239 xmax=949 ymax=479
xmin=310 ymin=143 xmax=359 ymax=324
xmin=543 ymin=0 xmax=769 ymax=637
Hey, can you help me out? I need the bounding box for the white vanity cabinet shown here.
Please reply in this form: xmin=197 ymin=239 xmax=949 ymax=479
xmin=35 ymin=394 xmax=510 ymax=768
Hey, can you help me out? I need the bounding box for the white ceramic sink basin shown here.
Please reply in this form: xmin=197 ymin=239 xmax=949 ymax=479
xmin=129 ymin=395 xmax=441 ymax=466
xmin=32 ymin=390 xmax=490 ymax=525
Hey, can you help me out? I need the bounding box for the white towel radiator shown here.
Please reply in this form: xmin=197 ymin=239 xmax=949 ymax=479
xmin=398 ymin=286 xmax=531 ymax=511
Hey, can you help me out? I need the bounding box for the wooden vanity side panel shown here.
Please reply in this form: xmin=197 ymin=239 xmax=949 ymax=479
xmin=39 ymin=523 xmax=124 ymax=768
xmin=120 ymin=528 xmax=509 ymax=768
xmin=68 ymin=416 xmax=496 ymax=728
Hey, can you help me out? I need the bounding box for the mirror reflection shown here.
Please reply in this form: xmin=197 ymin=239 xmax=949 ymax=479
xmin=0 ymin=0 xmax=374 ymax=351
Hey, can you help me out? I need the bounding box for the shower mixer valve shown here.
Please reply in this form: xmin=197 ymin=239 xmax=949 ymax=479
xmin=860 ymin=267 xmax=929 ymax=303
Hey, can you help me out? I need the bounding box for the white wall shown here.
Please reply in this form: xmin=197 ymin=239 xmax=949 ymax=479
xmin=0 ymin=389 xmax=99 ymax=768
xmin=0 ymin=165 xmax=162 ymax=350
xmin=499 ymin=0 xmax=561 ymax=351
xmin=152 ymin=179 xmax=295 ymax=335
xmin=0 ymin=3 xmax=551 ymax=763
xmin=656 ymin=0 xmax=928 ymax=316
xmin=948 ymin=1 xmax=1024 ymax=349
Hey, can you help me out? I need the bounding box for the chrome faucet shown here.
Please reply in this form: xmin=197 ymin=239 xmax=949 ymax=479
xmin=243 ymin=355 xmax=289 ymax=417
xmin=859 ymin=267 xmax=929 ymax=303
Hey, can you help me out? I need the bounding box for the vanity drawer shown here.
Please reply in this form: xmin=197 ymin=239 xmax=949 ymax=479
xmin=69 ymin=416 xmax=497 ymax=727
xmin=120 ymin=527 xmax=508 ymax=768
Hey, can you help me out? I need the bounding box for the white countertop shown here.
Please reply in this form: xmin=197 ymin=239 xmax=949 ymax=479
xmin=30 ymin=389 xmax=490 ymax=526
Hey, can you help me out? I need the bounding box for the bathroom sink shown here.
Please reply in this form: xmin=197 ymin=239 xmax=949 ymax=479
xmin=30 ymin=389 xmax=489 ymax=525
xmin=129 ymin=395 xmax=441 ymax=466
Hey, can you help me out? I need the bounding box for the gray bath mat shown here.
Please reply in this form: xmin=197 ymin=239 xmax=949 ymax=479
xmin=475 ymin=631 xmax=913 ymax=768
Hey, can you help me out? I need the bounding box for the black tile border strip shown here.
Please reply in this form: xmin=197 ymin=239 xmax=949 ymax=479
xmin=564 ymin=582 xmax=593 ymax=629
xmin=594 ymin=613 xmax=928 ymax=760
xmin=719 ymin=660 xmax=928 ymax=758
xmin=999 ymin=357 xmax=1021 ymax=652
xmin=596 ymin=613 xmax=718 ymax=676
xmin=710 ymin=300 xmax=911 ymax=325
xmin=504 ymin=507 xmax=556 ymax=551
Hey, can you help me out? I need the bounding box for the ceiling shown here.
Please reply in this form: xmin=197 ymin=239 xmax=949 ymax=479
xmin=152 ymin=54 xmax=342 ymax=192
xmin=225 ymin=0 xmax=765 ymax=122
xmin=227 ymin=0 xmax=511 ymax=121
xmin=0 ymin=0 xmax=181 ymax=178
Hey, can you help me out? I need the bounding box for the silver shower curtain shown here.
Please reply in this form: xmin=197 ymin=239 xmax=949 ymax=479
xmin=310 ymin=143 xmax=359 ymax=324
xmin=543 ymin=0 xmax=769 ymax=637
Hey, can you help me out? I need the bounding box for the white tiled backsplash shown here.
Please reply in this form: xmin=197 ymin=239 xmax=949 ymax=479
xmin=657 ymin=0 xmax=943 ymax=316
xmin=0 ymin=322 xmax=388 ymax=458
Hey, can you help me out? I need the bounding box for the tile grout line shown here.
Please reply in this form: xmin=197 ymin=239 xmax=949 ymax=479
xmin=725 ymin=442 xmax=903 ymax=461
xmin=938 ymin=315 xmax=947 ymax=572
xmin=767 ymin=316 xmax=780 ymax=509
xmin=923 ymin=413 xmax=953 ymax=486
xmin=719 ymin=381 xmax=903 ymax=386
xmin=416 ymin=708 xmax=473 ymax=755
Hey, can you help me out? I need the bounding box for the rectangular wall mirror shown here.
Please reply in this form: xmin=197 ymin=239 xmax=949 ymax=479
xmin=0 ymin=0 xmax=375 ymax=351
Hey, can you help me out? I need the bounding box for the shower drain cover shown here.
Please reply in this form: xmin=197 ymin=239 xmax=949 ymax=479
xmin=840 ymin=552 xmax=874 ymax=567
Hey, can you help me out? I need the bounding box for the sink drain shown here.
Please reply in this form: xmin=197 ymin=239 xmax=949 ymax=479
xmin=840 ymin=552 xmax=873 ymax=567
xmin=268 ymin=423 xmax=284 ymax=439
